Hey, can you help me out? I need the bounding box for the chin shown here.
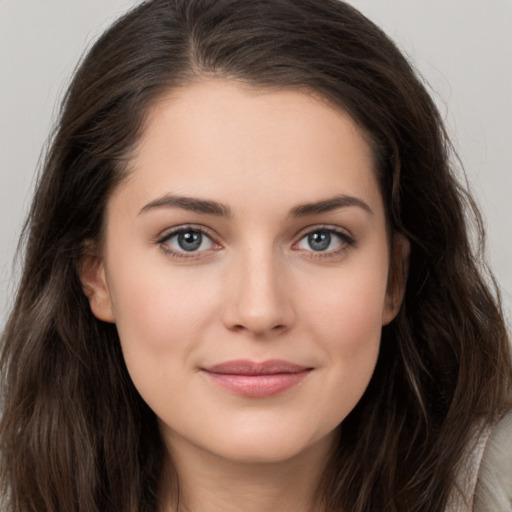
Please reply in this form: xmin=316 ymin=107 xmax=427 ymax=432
xmin=199 ymin=425 xmax=337 ymax=466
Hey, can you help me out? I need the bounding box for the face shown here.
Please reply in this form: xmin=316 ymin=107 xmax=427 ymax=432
xmin=81 ymin=80 xmax=407 ymax=467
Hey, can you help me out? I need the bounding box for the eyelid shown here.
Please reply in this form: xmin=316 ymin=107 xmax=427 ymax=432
xmin=293 ymin=224 xmax=355 ymax=243
xmin=154 ymin=223 xmax=355 ymax=260
xmin=155 ymin=224 xmax=222 ymax=258
xmin=291 ymin=224 xmax=356 ymax=255
xmin=156 ymin=223 xmax=217 ymax=242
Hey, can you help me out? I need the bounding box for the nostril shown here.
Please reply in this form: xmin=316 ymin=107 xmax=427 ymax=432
xmin=228 ymin=321 xmax=288 ymax=336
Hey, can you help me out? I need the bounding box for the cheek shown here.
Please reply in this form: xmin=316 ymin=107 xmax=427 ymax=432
xmin=106 ymin=265 xmax=224 ymax=422
xmin=109 ymin=250 xmax=215 ymax=335
xmin=105 ymin=255 xmax=221 ymax=386
xmin=298 ymin=257 xmax=389 ymax=404
xmin=302 ymin=257 xmax=389 ymax=345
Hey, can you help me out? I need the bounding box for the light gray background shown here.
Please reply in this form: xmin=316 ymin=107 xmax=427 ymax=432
xmin=1 ymin=1 xmax=511 ymax=329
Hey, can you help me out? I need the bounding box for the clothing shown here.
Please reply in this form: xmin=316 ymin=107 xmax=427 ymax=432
xmin=447 ymin=408 xmax=512 ymax=511
xmin=474 ymin=408 xmax=512 ymax=511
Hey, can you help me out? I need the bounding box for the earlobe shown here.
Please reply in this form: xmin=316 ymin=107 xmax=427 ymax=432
xmin=78 ymin=251 xmax=115 ymax=323
xmin=382 ymin=233 xmax=410 ymax=325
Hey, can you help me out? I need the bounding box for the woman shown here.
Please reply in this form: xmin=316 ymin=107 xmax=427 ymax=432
xmin=1 ymin=0 xmax=511 ymax=511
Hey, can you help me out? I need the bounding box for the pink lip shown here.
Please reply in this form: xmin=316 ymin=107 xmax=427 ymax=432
xmin=201 ymin=359 xmax=312 ymax=398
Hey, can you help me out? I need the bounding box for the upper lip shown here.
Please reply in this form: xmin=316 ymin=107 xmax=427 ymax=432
xmin=203 ymin=359 xmax=311 ymax=375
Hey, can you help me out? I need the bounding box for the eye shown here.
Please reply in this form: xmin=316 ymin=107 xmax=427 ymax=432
xmin=158 ymin=226 xmax=218 ymax=256
xmin=294 ymin=228 xmax=353 ymax=254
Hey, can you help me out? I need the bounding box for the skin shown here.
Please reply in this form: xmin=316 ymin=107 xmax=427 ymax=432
xmin=81 ymin=80 xmax=408 ymax=512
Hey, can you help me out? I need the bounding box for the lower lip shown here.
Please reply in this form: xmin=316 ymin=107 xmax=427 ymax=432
xmin=202 ymin=370 xmax=311 ymax=398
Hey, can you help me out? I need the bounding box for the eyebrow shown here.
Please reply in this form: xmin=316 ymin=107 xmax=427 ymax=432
xmin=139 ymin=194 xmax=232 ymax=217
xmin=138 ymin=193 xmax=372 ymax=218
xmin=289 ymin=194 xmax=373 ymax=217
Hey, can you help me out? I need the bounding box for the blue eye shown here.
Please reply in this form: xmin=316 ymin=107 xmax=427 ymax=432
xmin=161 ymin=228 xmax=215 ymax=254
xmin=296 ymin=229 xmax=352 ymax=253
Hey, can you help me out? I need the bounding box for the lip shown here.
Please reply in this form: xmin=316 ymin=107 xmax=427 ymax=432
xmin=201 ymin=359 xmax=312 ymax=398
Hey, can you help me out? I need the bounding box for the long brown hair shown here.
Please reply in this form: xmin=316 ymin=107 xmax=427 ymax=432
xmin=1 ymin=1 xmax=511 ymax=511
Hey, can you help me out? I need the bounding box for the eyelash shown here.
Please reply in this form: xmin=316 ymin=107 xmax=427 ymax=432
xmin=293 ymin=225 xmax=356 ymax=259
xmin=156 ymin=225 xmax=221 ymax=260
xmin=156 ymin=224 xmax=355 ymax=260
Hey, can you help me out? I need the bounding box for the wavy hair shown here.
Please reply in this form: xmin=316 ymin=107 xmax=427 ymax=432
xmin=1 ymin=1 xmax=511 ymax=511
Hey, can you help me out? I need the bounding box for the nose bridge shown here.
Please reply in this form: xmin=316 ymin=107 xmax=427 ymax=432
xmin=223 ymin=241 xmax=293 ymax=336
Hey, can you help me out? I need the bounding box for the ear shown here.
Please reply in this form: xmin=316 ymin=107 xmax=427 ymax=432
xmin=382 ymin=232 xmax=410 ymax=325
xmin=78 ymin=248 xmax=115 ymax=323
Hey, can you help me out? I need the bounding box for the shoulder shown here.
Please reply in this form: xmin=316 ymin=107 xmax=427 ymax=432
xmin=473 ymin=408 xmax=512 ymax=512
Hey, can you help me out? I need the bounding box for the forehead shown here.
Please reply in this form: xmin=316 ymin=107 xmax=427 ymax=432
xmin=114 ymin=79 xmax=384 ymax=218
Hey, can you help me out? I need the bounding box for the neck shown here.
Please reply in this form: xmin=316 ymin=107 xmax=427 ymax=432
xmin=158 ymin=434 xmax=333 ymax=512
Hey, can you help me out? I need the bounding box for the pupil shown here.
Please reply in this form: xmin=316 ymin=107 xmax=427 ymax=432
xmin=308 ymin=231 xmax=331 ymax=251
xmin=178 ymin=231 xmax=202 ymax=251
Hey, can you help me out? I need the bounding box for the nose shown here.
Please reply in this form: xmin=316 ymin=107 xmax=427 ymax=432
xmin=222 ymin=247 xmax=295 ymax=337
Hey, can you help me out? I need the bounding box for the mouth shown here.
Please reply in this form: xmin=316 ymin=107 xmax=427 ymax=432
xmin=201 ymin=359 xmax=313 ymax=398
